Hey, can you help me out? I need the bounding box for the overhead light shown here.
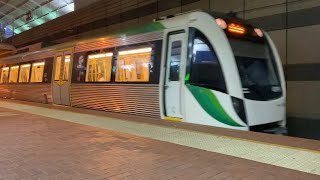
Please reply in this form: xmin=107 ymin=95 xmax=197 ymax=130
xmin=119 ymin=48 xmax=152 ymax=55
xmin=89 ymin=53 xmax=113 ymax=59
xmin=21 ymin=64 xmax=31 ymax=68
xmin=10 ymin=66 xmax=19 ymax=69
xmin=33 ymin=62 xmax=45 ymax=66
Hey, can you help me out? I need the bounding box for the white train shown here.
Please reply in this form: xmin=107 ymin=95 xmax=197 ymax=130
xmin=0 ymin=11 xmax=286 ymax=131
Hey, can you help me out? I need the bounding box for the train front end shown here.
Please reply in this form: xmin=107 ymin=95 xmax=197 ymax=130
xmin=216 ymin=17 xmax=286 ymax=130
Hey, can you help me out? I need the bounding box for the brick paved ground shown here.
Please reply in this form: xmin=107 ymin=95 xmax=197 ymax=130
xmin=0 ymin=107 xmax=318 ymax=180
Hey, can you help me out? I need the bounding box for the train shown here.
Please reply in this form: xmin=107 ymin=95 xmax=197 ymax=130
xmin=0 ymin=11 xmax=286 ymax=131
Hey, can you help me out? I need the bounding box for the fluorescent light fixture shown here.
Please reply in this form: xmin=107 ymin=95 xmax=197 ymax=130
xmin=33 ymin=62 xmax=45 ymax=66
xmin=21 ymin=64 xmax=31 ymax=68
xmin=10 ymin=66 xmax=19 ymax=69
xmin=119 ymin=48 xmax=152 ymax=55
xmin=89 ymin=53 xmax=113 ymax=59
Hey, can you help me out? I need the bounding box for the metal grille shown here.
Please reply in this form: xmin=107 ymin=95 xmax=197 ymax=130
xmin=71 ymin=83 xmax=160 ymax=118
xmin=0 ymin=84 xmax=51 ymax=103
xmin=75 ymin=31 xmax=163 ymax=52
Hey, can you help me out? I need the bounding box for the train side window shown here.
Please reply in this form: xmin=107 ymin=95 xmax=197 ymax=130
xmin=169 ymin=41 xmax=182 ymax=81
xmin=0 ymin=67 xmax=9 ymax=83
xmin=190 ymin=30 xmax=227 ymax=93
xmin=19 ymin=64 xmax=31 ymax=83
xmin=54 ymin=56 xmax=62 ymax=81
xmin=9 ymin=66 xmax=19 ymax=83
xmin=116 ymin=47 xmax=152 ymax=82
xmin=86 ymin=53 xmax=113 ymax=82
xmin=63 ymin=55 xmax=71 ymax=81
xmin=31 ymin=62 xmax=45 ymax=82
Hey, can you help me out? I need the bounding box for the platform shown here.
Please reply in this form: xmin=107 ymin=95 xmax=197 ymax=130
xmin=0 ymin=100 xmax=319 ymax=179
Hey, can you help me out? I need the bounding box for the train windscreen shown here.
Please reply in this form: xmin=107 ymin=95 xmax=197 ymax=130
xmin=228 ymin=38 xmax=282 ymax=101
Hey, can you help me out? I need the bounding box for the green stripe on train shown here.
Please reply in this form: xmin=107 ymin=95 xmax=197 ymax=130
xmin=186 ymin=85 xmax=244 ymax=127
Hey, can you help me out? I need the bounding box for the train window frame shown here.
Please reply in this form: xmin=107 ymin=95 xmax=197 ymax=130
xmin=18 ymin=64 xmax=31 ymax=83
xmin=85 ymin=52 xmax=114 ymax=83
xmin=30 ymin=61 xmax=45 ymax=83
xmin=62 ymin=55 xmax=71 ymax=81
xmin=114 ymin=42 xmax=157 ymax=84
xmin=0 ymin=67 xmax=10 ymax=84
xmin=187 ymin=28 xmax=227 ymax=93
xmin=54 ymin=56 xmax=62 ymax=81
xmin=168 ymin=40 xmax=182 ymax=81
xmin=9 ymin=65 xmax=20 ymax=83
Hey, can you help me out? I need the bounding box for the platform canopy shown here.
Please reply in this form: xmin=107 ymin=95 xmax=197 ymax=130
xmin=0 ymin=0 xmax=74 ymax=38
xmin=0 ymin=43 xmax=16 ymax=57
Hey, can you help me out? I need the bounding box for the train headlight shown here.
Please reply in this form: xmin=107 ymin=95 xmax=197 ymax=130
xmin=254 ymin=28 xmax=264 ymax=37
xmin=215 ymin=18 xmax=227 ymax=29
xmin=231 ymin=97 xmax=247 ymax=124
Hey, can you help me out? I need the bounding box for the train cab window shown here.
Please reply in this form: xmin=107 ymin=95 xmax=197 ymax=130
xmin=9 ymin=66 xmax=19 ymax=83
xmin=31 ymin=62 xmax=45 ymax=82
xmin=190 ymin=30 xmax=226 ymax=93
xmin=86 ymin=53 xmax=113 ymax=82
xmin=19 ymin=64 xmax=31 ymax=83
xmin=63 ymin=55 xmax=71 ymax=81
xmin=0 ymin=67 xmax=9 ymax=83
xmin=54 ymin=56 xmax=62 ymax=81
xmin=116 ymin=47 xmax=152 ymax=82
xmin=169 ymin=41 xmax=182 ymax=81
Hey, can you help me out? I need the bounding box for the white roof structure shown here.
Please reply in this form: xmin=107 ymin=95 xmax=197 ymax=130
xmin=0 ymin=0 xmax=74 ymax=38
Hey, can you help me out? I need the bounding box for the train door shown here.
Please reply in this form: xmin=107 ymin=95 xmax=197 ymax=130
xmin=52 ymin=50 xmax=73 ymax=106
xmin=164 ymin=32 xmax=187 ymax=119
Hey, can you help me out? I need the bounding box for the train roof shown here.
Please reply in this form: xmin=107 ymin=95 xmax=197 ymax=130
xmin=1 ymin=10 xmax=252 ymax=62
xmin=0 ymin=21 xmax=166 ymax=62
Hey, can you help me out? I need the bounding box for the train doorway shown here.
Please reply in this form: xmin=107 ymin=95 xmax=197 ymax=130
xmin=164 ymin=32 xmax=187 ymax=119
xmin=52 ymin=49 xmax=73 ymax=106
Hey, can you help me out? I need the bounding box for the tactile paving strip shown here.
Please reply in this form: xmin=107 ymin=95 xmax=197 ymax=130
xmin=0 ymin=101 xmax=319 ymax=175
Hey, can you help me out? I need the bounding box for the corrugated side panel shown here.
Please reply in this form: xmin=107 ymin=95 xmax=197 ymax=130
xmin=75 ymin=31 xmax=163 ymax=53
xmin=71 ymin=84 xmax=160 ymax=118
xmin=0 ymin=84 xmax=52 ymax=103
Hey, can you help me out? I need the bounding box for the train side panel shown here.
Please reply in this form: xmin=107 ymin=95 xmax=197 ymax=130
xmin=0 ymin=83 xmax=51 ymax=104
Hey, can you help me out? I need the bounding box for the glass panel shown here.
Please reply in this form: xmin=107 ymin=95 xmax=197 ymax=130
xmin=169 ymin=41 xmax=181 ymax=81
xmin=54 ymin=56 xmax=62 ymax=81
xmin=228 ymin=38 xmax=282 ymax=100
xmin=116 ymin=47 xmax=152 ymax=82
xmin=19 ymin=64 xmax=31 ymax=83
xmin=62 ymin=55 xmax=71 ymax=81
xmin=31 ymin=62 xmax=45 ymax=82
xmin=86 ymin=53 xmax=113 ymax=82
xmin=9 ymin=66 xmax=19 ymax=83
xmin=190 ymin=31 xmax=226 ymax=93
xmin=0 ymin=67 xmax=9 ymax=83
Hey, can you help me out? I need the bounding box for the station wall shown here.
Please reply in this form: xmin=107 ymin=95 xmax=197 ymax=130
xmin=8 ymin=0 xmax=320 ymax=138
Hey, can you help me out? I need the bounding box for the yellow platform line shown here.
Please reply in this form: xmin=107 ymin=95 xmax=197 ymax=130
xmin=164 ymin=116 xmax=183 ymax=122
xmin=0 ymin=101 xmax=319 ymax=175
